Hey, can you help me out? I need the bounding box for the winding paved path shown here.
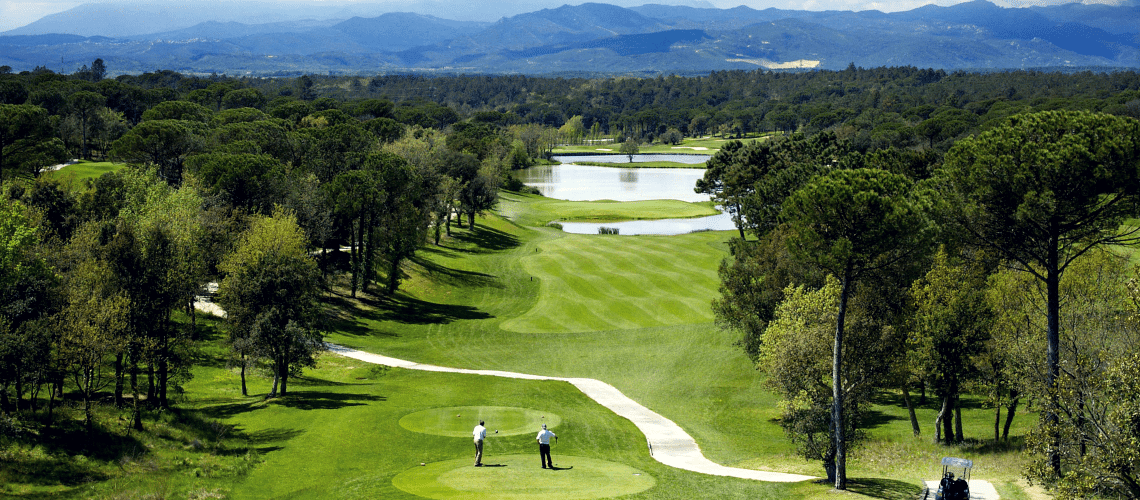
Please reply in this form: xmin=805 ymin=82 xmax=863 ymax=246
xmin=325 ymin=343 xmax=816 ymax=483
xmin=194 ymin=294 xmax=999 ymax=497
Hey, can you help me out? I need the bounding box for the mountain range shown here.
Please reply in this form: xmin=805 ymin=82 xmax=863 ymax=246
xmin=1 ymin=0 xmax=1138 ymax=75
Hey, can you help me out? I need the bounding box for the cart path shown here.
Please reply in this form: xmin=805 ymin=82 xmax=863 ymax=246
xmin=192 ymin=296 xmax=997 ymax=494
xmin=325 ymin=343 xmax=816 ymax=483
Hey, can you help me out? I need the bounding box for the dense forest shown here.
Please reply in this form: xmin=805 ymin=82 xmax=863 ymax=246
xmin=3 ymin=61 xmax=1140 ymax=498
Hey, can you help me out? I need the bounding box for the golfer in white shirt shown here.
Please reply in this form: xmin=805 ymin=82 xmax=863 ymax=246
xmin=536 ymin=423 xmax=558 ymax=468
xmin=473 ymin=420 xmax=487 ymax=466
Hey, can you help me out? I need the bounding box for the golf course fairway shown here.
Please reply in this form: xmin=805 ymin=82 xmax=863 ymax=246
xmin=392 ymin=455 xmax=655 ymax=500
xmin=400 ymin=406 xmax=562 ymax=437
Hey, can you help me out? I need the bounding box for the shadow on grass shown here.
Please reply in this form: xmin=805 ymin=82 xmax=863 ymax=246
xmin=846 ymin=477 xmax=923 ymax=500
xmin=332 ymin=293 xmax=492 ymax=333
xmin=271 ymin=391 xmax=386 ymax=411
xmin=198 ymin=400 xmax=263 ymax=420
xmin=286 ymin=376 xmax=370 ymax=388
xmin=861 ymin=408 xmax=904 ymax=430
xmin=958 ymin=436 xmax=1026 ymax=455
xmin=449 ymin=224 xmax=520 ymax=253
xmin=0 ymin=452 xmax=111 ymax=487
xmin=245 ymin=427 xmax=305 ymax=445
xmin=411 ymin=255 xmax=501 ymax=290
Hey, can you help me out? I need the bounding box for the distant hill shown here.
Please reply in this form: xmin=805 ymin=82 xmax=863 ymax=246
xmin=1 ymin=1 xmax=1137 ymax=75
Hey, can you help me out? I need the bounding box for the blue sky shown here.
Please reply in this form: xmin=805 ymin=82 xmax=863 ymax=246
xmin=0 ymin=0 xmax=1102 ymax=33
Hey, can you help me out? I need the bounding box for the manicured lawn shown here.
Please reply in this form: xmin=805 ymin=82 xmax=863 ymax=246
xmin=500 ymin=191 xmax=719 ymax=226
xmin=44 ymin=160 xmax=124 ymax=184
xmin=552 ymin=133 xmax=774 ymax=155
xmin=320 ymin=193 xmax=1035 ymax=498
xmin=569 ymin=160 xmax=703 ymax=169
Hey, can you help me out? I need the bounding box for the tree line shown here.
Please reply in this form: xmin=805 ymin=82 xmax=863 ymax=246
xmin=0 ymin=60 xmax=523 ymax=441
xmin=701 ymin=111 xmax=1140 ymax=498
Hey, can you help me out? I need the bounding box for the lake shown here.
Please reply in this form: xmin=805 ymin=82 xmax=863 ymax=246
xmin=518 ymin=162 xmax=737 ymax=235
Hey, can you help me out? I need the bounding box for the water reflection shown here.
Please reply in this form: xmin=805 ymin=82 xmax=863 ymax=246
xmin=518 ymin=163 xmax=735 ymax=236
xmin=517 ymin=164 xmax=708 ymax=203
xmin=619 ymin=170 xmax=638 ymax=191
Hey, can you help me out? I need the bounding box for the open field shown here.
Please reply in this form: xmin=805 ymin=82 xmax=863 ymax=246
xmin=1 ymin=191 xmax=1037 ymax=499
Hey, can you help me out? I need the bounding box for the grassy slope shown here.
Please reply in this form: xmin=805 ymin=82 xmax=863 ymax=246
xmin=1 ymin=192 xmax=1033 ymax=499
xmin=323 ymin=195 xmax=1036 ymax=498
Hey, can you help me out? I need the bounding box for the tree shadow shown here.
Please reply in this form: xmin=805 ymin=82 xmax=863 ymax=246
xmin=411 ymin=255 xmax=500 ymax=290
xmin=860 ymin=408 xmax=903 ymax=430
xmin=197 ymin=400 xmax=263 ymax=420
xmin=244 ymin=427 xmax=306 ymax=445
xmin=270 ymin=391 xmax=386 ymax=411
xmin=450 ymin=225 xmax=520 ymax=253
xmin=846 ymin=477 xmax=923 ymax=500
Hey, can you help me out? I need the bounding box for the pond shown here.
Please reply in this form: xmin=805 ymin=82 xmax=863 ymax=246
xmin=551 ymin=153 xmax=711 ymax=165
xmin=517 ymin=164 xmax=710 ymax=203
xmin=518 ymin=163 xmax=736 ymax=236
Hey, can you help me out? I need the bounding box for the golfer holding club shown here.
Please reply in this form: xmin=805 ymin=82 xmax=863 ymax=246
xmin=473 ymin=420 xmax=487 ymax=466
xmin=536 ymin=423 xmax=558 ymax=469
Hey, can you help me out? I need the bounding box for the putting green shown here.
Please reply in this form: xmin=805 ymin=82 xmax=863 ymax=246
xmin=392 ymin=454 xmax=655 ymax=500
xmin=399 ymin=406 xmax=562 ymax=437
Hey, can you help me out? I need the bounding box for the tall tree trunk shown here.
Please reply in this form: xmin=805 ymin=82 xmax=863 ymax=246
xmin=994 ymin=401 xmax=1002 ymax=442
xmin=833 ymin=269 xmax=851 ymax=491
xmin=114 ymin=353 xmax=124 ymax=406
xmin=279 ymin=361 xmax=288 ymax=396
xmin=902 ymin=385 xmax=920 ymax=437
xmin=388 ymin=256 xmax=402 ymax=294
xmin=363 ymin=221 xmax=374 ymax=296
xmin=146 ymin=364 xmax=155 ymax=401
xmin=954 ymin=399 xmax=963 ymax=443
xmin=935 ymin=394 xmax=950 ymax=443
xmin=268 ymin=367 xmax=280 ymax=399
xmin=349 ymin=218 xmax=359 ymax=297
xmin=1002 ymin=393 xmax=1019 ymax=441
xmin=130 ymin=357 xmax=143 ymax=432
xmin=467 ymin=211 xmax=475 ymax=229
xmin=733 ymin=202 xmax=746 ymax=241
xmin=1046 ymin=243 xmax=1061 ymax=477
xmin=940 ymin=394 xmax=956 ymax=443
xmin=188 ymin=299 xmax=196 ymax=339
xmin=240 ymin=351 xmax=248 ymax=396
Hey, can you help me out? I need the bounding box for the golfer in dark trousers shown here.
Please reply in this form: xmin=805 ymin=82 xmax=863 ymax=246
xmin=536 ymin=423 xmax=557 ymax=468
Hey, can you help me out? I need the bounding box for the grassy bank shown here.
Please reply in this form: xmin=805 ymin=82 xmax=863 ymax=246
xmin=568 ymin=161 xmax=704 ymax=169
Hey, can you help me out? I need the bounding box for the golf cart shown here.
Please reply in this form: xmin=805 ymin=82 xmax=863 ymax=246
xmin=934 ymin=456 xmax=972 ymax=500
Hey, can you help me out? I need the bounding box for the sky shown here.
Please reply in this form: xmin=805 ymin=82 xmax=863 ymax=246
xmin=0 ymin=0 xmax=1111 ymax=33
